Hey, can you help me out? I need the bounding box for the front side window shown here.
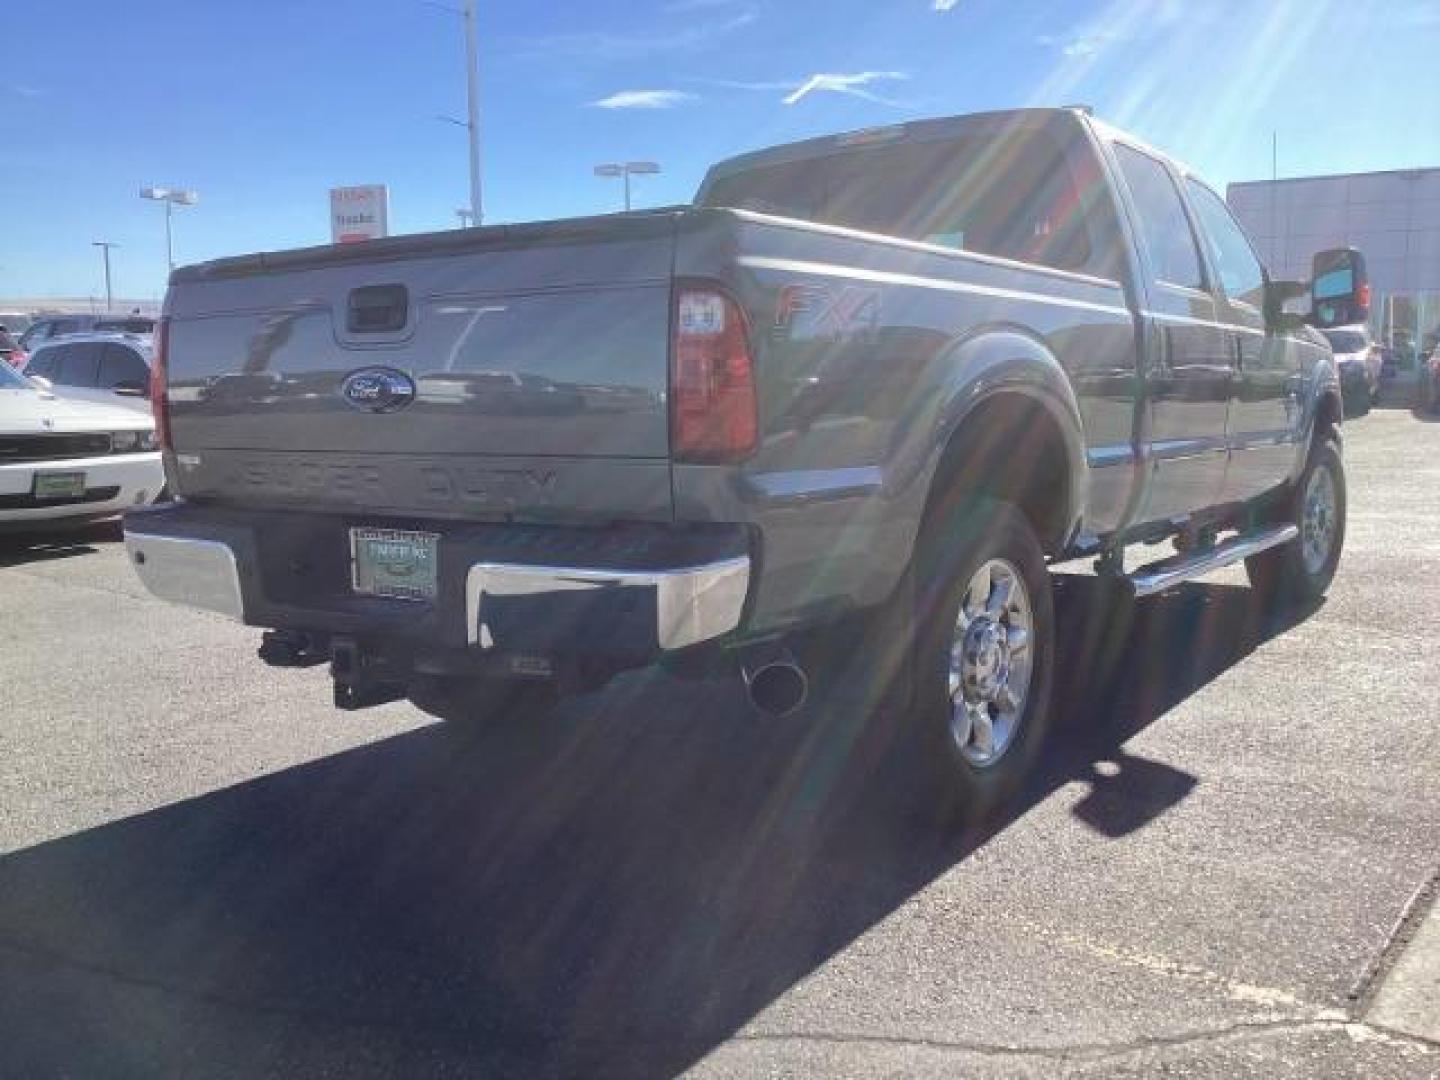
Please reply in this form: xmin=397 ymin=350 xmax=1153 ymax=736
xmin=1114 ymin=144 xmax=1204 ymax=290
xmin=1185 ymin=179 xmax=1266 ymax=309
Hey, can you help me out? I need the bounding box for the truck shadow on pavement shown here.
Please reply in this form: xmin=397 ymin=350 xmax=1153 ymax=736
xmin=0 ymin=520 xmax=122 ymax=568
xmin=0 ymin=577 xmax=1317 ymax=1077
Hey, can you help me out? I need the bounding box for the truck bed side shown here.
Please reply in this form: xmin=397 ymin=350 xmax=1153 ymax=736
xmin=667 ymin=208 xmax=1139 ymax=631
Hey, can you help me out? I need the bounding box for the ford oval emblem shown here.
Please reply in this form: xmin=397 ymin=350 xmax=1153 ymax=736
xmin=340 ymin=367 xmax=418 ymax=413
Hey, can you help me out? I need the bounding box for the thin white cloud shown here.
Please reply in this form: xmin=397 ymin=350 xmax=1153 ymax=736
xmin=590 ymin=90 xmax=697 ymax=110
xmin=8 ymin=85 xmax=42 ymax=98
xmin=932 ymin=0 xmax=961 ymax=10
xmin=1037 ymin=31 xmax=1114 ymax=57
xmin=695 ymin=72 xmax=911 ymax=107
xmin=783 ymin=71 xmax=908 ymax=106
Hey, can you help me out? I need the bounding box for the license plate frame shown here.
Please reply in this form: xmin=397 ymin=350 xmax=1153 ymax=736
xmin=33 ymin=471 xmax=86 ymax=500
xmin=349 ymin=527 xmax=440 ymax=601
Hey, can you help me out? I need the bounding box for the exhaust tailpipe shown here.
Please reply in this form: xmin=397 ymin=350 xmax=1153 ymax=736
xmin=742 ymin=649 xmax=809 ymax=717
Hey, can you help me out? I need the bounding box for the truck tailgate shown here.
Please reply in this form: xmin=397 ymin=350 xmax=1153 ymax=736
xmin=164 ymin=213 xmax=678 ymax=521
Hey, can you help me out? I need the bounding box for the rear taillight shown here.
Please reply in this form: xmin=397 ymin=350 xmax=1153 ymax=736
xmin=671 ymin=287 xmax=757 ymax=463
xmin=150 ymin=317 xmax=172 ymax=450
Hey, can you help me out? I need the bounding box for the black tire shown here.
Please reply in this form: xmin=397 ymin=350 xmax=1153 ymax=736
xmin=1245 ymin=438 xmax=1345 ymax=607
xmin=407 ymin=674 xmax=558 ymax=725
xmin=896 ymin=496 xmax=1056 ymax=827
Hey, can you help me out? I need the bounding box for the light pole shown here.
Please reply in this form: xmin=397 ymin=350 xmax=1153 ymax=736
xmin=92 ymin=242 xmax=119 ymax=312
xmin=140 ymin=186 xmax=199 ymax=272
xmin=429 ymin=0 xmax=483 ymax=226
xmin=594 ymin=161 xmax=660 ymax=212
xmin=463 ymin=0 xmax=482 ymax=226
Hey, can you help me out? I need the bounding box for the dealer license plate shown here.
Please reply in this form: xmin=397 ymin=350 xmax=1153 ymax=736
xmin=33 ymin=471 xmax=86 ymax=500
xmin=350 ymin=528 xmax=439 ymax=601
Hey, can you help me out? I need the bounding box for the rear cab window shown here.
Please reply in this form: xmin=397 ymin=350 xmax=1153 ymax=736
xmin=700 ymin=117 xmax=1127 ymax=281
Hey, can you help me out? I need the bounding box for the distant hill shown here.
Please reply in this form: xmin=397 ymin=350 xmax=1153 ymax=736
xmin=0 ymin=298 xmax=161 ymax=319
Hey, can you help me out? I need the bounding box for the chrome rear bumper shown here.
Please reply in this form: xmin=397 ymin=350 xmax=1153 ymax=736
xmin=125 ymin=531 xmax=246 ymax=620
xmin=465 ymin=557 xmax=751 ymax=651
xmin=124 ymin=518 xmax=751 ymax=653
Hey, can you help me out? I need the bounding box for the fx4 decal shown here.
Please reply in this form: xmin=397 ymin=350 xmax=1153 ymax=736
xmin=774 ymin=283 xmax=881 ymax=343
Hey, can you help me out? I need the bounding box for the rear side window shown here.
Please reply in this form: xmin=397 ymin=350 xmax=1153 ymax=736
xmin=1184 ymin=179 xmax=1266 ymax=308
xmin=702 ymin=124 xmax=1123 ymax=279
xmin=98 ymin=344 xmax=150 ymax=389
xmin=1114 ymin=144 xmax=1204 ymax=290
xmin=51 ymin=319 xmax=83 ymax=337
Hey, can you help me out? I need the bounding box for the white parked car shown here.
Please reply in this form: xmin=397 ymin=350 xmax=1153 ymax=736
xmin=0 ymin=361 xmax=165 ymax=531
xmin=1320 ymin=324 xmax=1381 ymax=402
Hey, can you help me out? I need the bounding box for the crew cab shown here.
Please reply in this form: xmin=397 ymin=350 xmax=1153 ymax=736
xmin=124 ymin=108 xmax=1347 ymax=822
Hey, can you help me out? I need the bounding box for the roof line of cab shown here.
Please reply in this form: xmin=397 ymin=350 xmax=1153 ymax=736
xmin=697 ymin=106 xmax=1098 ymax=192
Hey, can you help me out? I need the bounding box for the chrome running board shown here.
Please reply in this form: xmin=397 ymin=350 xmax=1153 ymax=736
xmin=1127 ymin=524 xmax=1298 ymax=598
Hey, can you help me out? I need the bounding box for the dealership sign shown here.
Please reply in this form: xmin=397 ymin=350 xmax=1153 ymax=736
xmin=330 ymin=185 xmax=389 ymax=244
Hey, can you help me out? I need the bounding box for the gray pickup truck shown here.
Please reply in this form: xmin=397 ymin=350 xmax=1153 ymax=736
xmin=124 ymin=107 xmax=1348 ymax=819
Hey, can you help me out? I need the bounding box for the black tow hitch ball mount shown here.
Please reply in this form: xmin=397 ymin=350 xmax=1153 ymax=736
xmin=328 ymin=636 xmax=407 ymax=711
xmin=258 ymin=630 xmax=403 ymax=711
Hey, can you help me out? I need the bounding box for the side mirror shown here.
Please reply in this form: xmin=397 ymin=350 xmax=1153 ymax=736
xmin=112 ymin=381 xmax=148 ymax=397
xmin=28 ymin=374 xmax=54 ymax=392
xmin=1311 ymin=247 xmax=1370 ymax=328
xmin=1264 ymin=280 xmax=1309 ymax=331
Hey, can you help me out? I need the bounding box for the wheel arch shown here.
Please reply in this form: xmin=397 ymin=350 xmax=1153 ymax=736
xmin=916 ymin=328 xmax=1088 ymax=559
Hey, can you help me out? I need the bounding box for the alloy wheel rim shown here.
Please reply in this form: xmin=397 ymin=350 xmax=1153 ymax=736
xmin=1301 ymin=465 xmax=1337 ymax=575
xmin=946 ymin=558 xmax=1034 ymax=768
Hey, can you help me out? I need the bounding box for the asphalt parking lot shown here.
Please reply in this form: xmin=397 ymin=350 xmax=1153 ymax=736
xmin=0 ymin=408 xmax=1437 ymax=1078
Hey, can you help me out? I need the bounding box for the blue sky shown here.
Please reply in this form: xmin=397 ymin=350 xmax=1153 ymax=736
xmin=3 ymin=0 xmax=1438 ymax=300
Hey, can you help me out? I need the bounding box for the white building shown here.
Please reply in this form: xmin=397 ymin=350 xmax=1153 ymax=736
xmin=1228 ymin=168 xmax=1440 ymax=378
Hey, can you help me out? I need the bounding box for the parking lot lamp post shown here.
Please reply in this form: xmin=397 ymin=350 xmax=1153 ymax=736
xmin=92 ymin=241 xmax=118 ymax=312
xmin=140 ymin=187 xmax=199 ymax=273
xmin=593 ymin=161 xmax=661 ymax=212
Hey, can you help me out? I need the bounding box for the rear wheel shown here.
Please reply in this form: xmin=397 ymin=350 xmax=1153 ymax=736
xmin=1246 ymin=438 xmax=1345 ymax=606
xmin=898 ymin=497 xmax=1055 ymax=827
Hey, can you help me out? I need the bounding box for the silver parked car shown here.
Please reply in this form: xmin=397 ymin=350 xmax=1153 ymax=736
xmin=18 ymin=314 xmax=155 ymax=352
